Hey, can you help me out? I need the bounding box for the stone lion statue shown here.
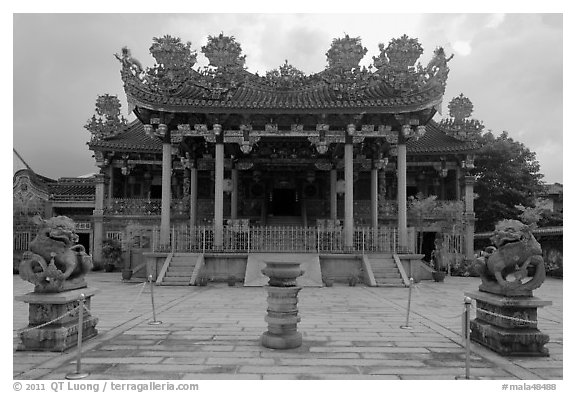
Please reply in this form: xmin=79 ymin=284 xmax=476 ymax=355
xmin=19 ymin=215 xmax=92 ymax=292
xmin=474 ymin=219 xmax=545 ymax=296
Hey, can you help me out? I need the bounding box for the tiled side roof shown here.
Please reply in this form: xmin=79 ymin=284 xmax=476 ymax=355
xmin=88 ymin=121 xmax=163 ymax=152
xmin=408 ymin=120 xmax=479 ymax=154
xmin=49 ymin=180 xmax=95 ymax=201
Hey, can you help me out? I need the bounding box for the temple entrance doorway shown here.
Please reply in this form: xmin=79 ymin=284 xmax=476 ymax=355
xmin=78 ymin=232 xmax=91 ymax=255
xmin=270 ymin=189 xmax=300 ymax=216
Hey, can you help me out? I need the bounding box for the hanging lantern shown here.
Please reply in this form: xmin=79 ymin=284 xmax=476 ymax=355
xmin=316 ymin=140 xmax=328 ymax=155
xmin=240 ymin=140 xmax=252 ymax=154
xmin=143 ymin=124 xmax=154 ymax=138
xmin=374 ymin=157 xmax=389 ymax=170
xmin=306 ymin=170 xmax=316 ymax=183
xmin=156 ymin=123 xmax=168 ymax=137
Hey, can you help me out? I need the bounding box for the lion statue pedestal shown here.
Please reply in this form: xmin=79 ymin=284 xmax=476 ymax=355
xmin=15 ymin=216 xmax=99 ymax=352
xmin=467 ymin=220 xmax=551 ymax=356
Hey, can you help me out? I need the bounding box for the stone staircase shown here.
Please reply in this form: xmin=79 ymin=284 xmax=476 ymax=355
xmin=158 ymin=253 xmax=204 ymax=286
xmin=366 ymin=254 xmax=405 ymax=287
xmin=265 ymin=216 xmax=303 ymax=227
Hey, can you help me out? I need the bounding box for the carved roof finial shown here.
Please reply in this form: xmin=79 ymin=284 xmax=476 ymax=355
xmin=85 ymin=94 xmax=127 ymax=140
xmin=448 ymin=93 xmax=474 ymax=122
xmin=326 ymin=34 xmax=367 ymax=70
xmin=201 ymin=33 xmax=246 ymax=70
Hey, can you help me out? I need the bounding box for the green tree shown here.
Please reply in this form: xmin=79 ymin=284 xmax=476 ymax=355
xmin=472 ymin=131 xmax=545 ymax=232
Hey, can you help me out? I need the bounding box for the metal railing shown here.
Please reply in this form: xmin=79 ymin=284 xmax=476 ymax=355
xmin=152 ymin=224 xmax=414 ymax=254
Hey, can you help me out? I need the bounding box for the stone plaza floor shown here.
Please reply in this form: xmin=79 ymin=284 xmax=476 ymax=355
xmin=12 ymin=272 xmax=563 ymax=381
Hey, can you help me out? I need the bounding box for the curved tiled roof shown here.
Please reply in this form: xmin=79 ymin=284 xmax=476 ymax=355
xmin=124 ymin=70 xmax=446 ymax=114
xmin=407 ymin=120 xmax=478 ymax=154
xmin=88 ymin=121 xmax=163 ymax=152
xmin=49 ymin=180 xmax=95 ymax=201
xmin=13 ymin=169 xmax=55 ymax=190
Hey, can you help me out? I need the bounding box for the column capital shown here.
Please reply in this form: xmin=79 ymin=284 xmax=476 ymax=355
xmin=93 ymin=173 xmax=106 ymax=183
xmin=464 ymin=175 xmax=476 ymax=185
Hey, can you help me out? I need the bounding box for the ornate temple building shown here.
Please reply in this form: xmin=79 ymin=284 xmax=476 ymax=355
xmin=14 ymin=33 xmax=482 ymax=285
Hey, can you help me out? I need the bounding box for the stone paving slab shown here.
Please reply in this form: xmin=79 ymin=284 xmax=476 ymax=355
xmin=11 ymin=273 xmax=563 ymax=380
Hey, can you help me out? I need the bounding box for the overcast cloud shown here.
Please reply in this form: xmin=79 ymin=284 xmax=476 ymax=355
xmin=12 ymin=13 xmax=563 ymax=183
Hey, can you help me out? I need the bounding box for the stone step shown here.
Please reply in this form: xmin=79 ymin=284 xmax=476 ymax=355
xmin=159 ymin=281 xmax=192 ymax=286
xmin=376 ymin=277 xmax=404 ymax=284
xmin=371 ymin=266 xmax=399 ymax=272
xmin=167 ymin=266 xmax=195 ymax=272
xmin=170 ymin=259 xmax=196 ymax=267
xmin=165 ymin=270 xmax=193 ymax=277
xmin=162 ymin=276 xmax=190 ymax=282
xmin=377 ymin=282 xmax=405 ymax=287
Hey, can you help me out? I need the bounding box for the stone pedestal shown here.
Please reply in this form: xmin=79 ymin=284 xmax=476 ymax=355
xmin=466 ymin=290 xmax=551 ymax=357
xmin=260 ymin=262 xmax=303 ymax=349
xmin=15 ymin=288 xmax=99 ymax=352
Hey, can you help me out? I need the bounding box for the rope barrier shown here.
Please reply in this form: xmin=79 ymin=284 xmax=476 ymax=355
xmin=15 ymin=304 xmax=84 ymax=334
xmin=127 ymin=281 xmax=148 ymax=313
xmin=473 ymin=306 xmax=538 ymax=324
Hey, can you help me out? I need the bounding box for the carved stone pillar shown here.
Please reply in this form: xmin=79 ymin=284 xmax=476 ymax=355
xmin=455 ymin=166 xmax=462 ymax=201
xmin=214 ymin=125 xmax=224 ymax=249
xmin=378 ymin=169 xmax=386 ymax=214
xmin=464 ymin=175 xmax=476 ymax=260
xmin=397 ymin=141 xmax=408 ymax=251
xmin=231 ymin=166 xmax=238 ymax=220
xmin=330 ymin=168 xmax=337 ymax=220
xmin=160 ymin=137 xmax=172 ymax=245
xmin=190 ymin=165 xmax=197 ymax=227
xmin=344 ymin=128 xmax=354 ymax=248
xmin=107 ymin=165 xmax=114 ymax=208
xmin=92 ymin=174 xmax=105 ymax=265
xmin=371 ymin=167 xmax=378 ymax=231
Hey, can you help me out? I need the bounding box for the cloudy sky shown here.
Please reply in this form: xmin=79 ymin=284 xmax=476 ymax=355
xmin=11 ymin=11 xmax=563 ymax=183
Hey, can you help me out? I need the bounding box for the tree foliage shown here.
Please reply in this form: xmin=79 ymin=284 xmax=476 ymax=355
xmin=472 ymin=131 xmax=545 ymax=232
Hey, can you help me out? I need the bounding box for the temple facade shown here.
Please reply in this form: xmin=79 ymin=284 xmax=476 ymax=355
xmin=14 ymin=33 xmax=482 ymax=284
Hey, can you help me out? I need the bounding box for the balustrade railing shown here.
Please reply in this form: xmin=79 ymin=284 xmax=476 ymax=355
xmin=152 ymin=224 xmax=413 ymax=254
xmin=105 ymin=198 xmax=162 ymax=215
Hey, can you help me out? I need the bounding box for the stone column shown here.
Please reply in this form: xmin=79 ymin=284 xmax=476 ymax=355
xmin=455 ymin=166 xmax=462 ymax=201
xmin=214 ymin=125 xmax=224 ymax=249
xmin=371 ymin=166 xmax=378 ymax=231
xmin=344 ymin=128 xmax=354 ymax=248
xmin=107 ymin=165 xmax=114 ymax=208
xmin=330 ymin=168 xmax=337 ymax=220
xmin=464 ymin=175 xmax=476 ymax=260
xmin=92 ymin=174 xmax=105 ymax=265
xmin=190 ymin=165 xmax=197 ymax=227
xmin=231 ymin=166 xmax=238 ymax=220
xmin=397 ymin=140 xmax=408 ymax=251
xmin=160 ymin=136 xmax=172 ymax=245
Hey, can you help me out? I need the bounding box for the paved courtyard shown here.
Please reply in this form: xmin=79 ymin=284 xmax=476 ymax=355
xmin=12 ymin=272 xmax=562 ymax=380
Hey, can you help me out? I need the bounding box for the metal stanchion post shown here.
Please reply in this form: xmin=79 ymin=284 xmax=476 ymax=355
xmin=148 ymin=275 xmax=163 ymax=325
xmin=66 ymin=294 xmax=89 ymax=380
xmin=400 ymin=277 xmax=414 ymax=329
xmin=464 ymin=296 xmax=472 ymax=379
